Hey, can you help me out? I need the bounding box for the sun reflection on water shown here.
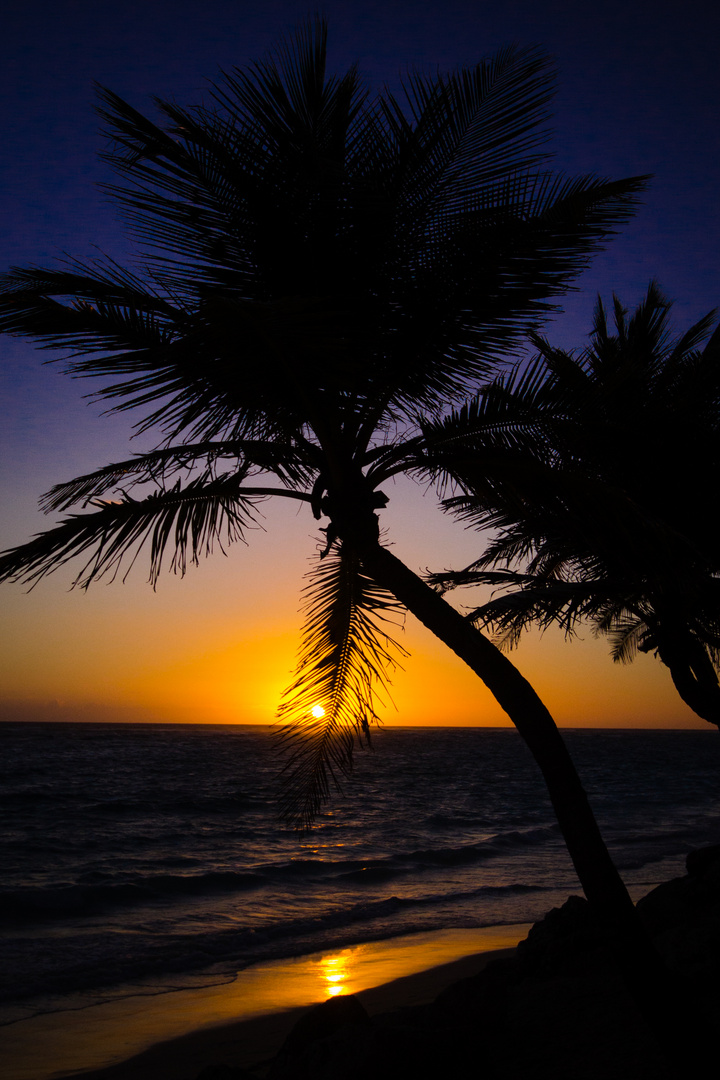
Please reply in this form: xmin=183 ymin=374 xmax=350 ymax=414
xmin=320 ymin=950 xmax=351 ymax=997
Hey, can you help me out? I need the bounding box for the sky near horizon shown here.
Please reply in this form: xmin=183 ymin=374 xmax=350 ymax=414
xmin=1 ymin=0 xmax=718 ymax=729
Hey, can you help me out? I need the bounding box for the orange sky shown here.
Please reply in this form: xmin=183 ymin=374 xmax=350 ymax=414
xmin=0 ymin=472 xmax=705 ymax=730
xmin=0 ymin=3 xmax=715 ymax=735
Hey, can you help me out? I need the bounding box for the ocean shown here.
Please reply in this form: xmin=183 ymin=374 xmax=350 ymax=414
xmin=1 ymin=723 xmax=719 ymax=1034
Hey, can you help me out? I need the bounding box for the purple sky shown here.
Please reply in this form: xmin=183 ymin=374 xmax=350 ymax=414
xmin=3 ymin=0 xmax=718 ymax=315
xmin=4 ymin=0 xmax=718 ymax=469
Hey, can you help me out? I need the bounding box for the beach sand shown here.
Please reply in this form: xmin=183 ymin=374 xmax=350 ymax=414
xmin=2 ymin=925 xmax=529 ymax=1080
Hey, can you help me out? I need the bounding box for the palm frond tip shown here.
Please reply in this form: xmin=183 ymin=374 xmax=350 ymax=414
xmin=0 ymin=472 xmax=264 ymax=589
xmin=275 ymin=541 xmax=408 ymax=829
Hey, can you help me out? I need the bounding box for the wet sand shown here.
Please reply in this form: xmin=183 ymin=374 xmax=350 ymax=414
xmin=2 ymin=925 xmax=529 ymax=1080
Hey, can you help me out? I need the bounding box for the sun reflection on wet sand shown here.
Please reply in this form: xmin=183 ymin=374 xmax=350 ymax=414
xmin=321 ymin=951 xmax=350 ymax=996
xmin=1 ymin=925 xmax=530 ymax=1080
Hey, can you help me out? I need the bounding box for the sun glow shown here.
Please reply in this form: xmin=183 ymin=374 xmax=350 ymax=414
xmin=310 ymin=704 xmax=326 ymax=719
xmin=320 ymin=952 xmax=350 ymax=997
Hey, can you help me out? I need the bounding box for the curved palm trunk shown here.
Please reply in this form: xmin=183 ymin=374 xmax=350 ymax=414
xmin=359 ymin=543 xmax=635 ymax=927
xmin=347 ymin=529 xmax=692 ymax=1062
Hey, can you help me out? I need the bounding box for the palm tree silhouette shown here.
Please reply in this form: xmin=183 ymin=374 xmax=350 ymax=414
xmin=429 ymin=283 xmax=720 ymax=727
xmin=1 ymin=19 xmax=672 ymax=1021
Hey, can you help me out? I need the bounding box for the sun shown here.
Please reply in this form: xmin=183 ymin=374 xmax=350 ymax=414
xmin=310 ymin=704 xmax=326 ymax=719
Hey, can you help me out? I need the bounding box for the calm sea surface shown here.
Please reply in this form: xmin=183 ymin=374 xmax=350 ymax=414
xmin=1 ymin=723 xmax=719 ymax=1027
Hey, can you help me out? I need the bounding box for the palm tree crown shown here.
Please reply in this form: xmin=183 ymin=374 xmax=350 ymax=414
xmin=428 ymin=283 xmax=720 ymax=726
xmin=0 ymin=19 xmax=648 ymax=820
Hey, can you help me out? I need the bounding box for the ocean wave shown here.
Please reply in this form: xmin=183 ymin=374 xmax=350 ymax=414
xmin=0 ymin=881 xmax=549 ymax=1013
xmin=407 ymin=826 xmax=556 ymax=867
xmin=261 ymin=830 xmax=556 ymax=884
xmin=0 ymin=894 xmax=408 ymax=1007
xmin=333 ymin=865 xmax=409 ymax=884
xmin=0 ymin=870 xmax=266 ymax=922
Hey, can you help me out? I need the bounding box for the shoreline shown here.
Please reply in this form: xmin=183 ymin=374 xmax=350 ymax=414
xmin=2 ymin=926 xmax=530 ymax=1080
xmin=53 ymin=848 xmax=720 ymax=1080
xmin=60 ymin=948 xmax=517 ymax=1080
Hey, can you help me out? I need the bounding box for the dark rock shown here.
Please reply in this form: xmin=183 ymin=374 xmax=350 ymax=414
xmin=278 ymin=993 xmax=370 ymax=1057
xmin=514 ymin=894 xmax=606 ymax=978
xmin=637 ymin=843 xmax=720 ymax=980
xmin=686 ymin=843 xmax=720 ymax=879
xmin=432 ymin=951 xmax=514 ymax=1027
xmin=193 ymin=1065 xmax=256 ymax=1079
xmin=267 ymin=995 xmax=373 ymax=1079
xmin=267 ymin=993 xmax=456 ymax=1080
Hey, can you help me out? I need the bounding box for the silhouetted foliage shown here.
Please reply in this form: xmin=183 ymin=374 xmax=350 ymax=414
xmin=429 ymin=283 xmax=720 ymax=726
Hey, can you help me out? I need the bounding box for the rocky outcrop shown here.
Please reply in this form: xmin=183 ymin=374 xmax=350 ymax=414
xmin=635 ymin=842 xmax=720 ymax=984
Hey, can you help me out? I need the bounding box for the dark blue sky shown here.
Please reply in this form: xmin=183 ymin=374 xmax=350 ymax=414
xmin=3 ymin=0 xmax=718 ymax=504
xmin=3 ymin=0 xmax=718 ymax=329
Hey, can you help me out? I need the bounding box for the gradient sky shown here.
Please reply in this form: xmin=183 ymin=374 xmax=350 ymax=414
xmin=1 ymin=0 xmax=718 ymax=728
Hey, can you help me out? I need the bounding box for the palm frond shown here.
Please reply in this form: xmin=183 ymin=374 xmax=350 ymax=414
xmin=0 ymin=260 xmax=179 ymax=354
xmin=421 ymin=285 xmax=720 ymax=716
xmin=0 ymin=472 xmax=265 ymax=589
xmin=39 ymin=439 xmax=316 ymax=513
xmin=213 ymin=15 xmax=365 ymax=157
xmin=415 ymin=355 xmax=555 ymax=488
xmin=598 ymin=611 xmax=649 ymax=664
xmin=275 ymin=541 xmax=408 ymax=829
